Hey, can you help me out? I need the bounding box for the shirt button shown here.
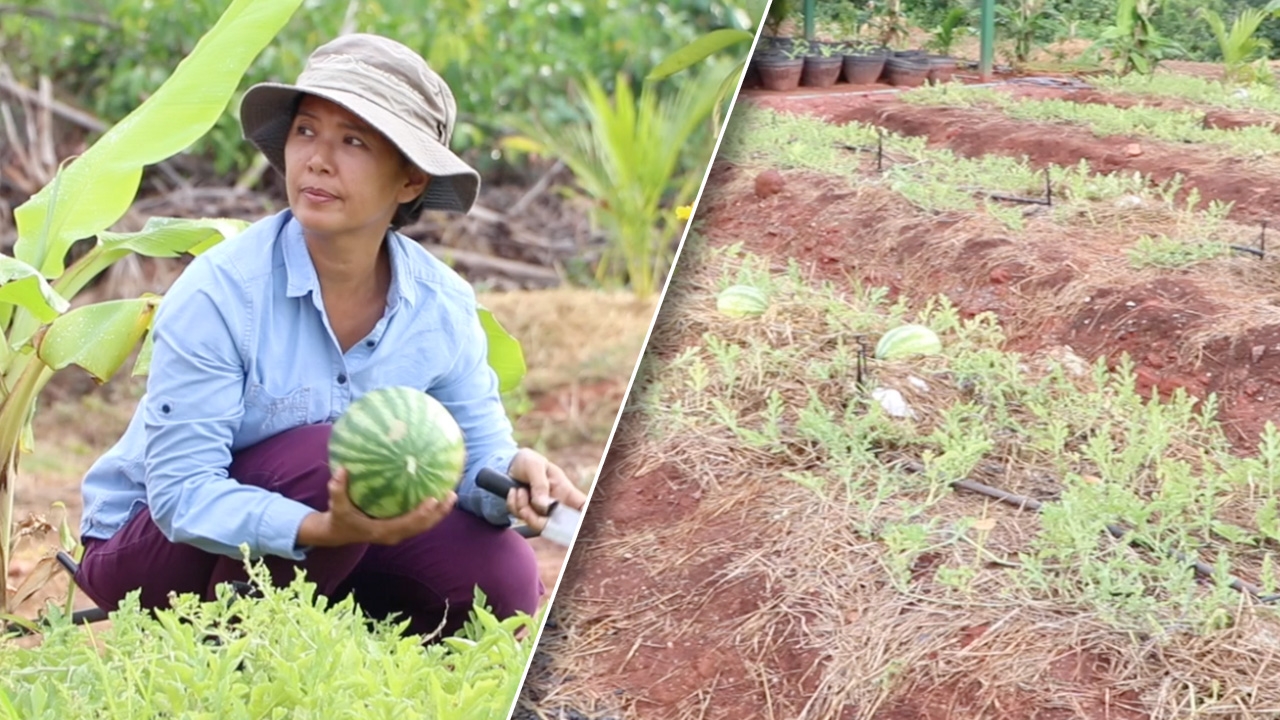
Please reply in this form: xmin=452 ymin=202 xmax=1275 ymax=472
xmin=365 ymin=340 xmax=374 ymax=348
xmin=337 ymin=373 xmax=348 ymax=385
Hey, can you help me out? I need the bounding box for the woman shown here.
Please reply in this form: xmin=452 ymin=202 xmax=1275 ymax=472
xmin=74 ymin=33 xmax=586 ymax=639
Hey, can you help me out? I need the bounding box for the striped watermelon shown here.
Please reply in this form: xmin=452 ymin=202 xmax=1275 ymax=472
xmin=875 ymin=324 xmax=942 ymax=360
xmin=716 ymin=285 xmax=769 ymax=318
xmin=329 ymin=386 xmax=467 ymax=519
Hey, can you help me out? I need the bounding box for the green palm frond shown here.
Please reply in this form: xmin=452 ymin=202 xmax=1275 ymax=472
xmin=509 ymin=70 xmax=723 ymax=296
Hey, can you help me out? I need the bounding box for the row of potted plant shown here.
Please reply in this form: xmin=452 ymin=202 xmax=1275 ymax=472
xmin=750 ymin=36 xmax=958 ymax=91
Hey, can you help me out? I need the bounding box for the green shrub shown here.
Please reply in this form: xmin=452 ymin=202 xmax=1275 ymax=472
xmin=0 ymin=0 xmax=746 ymax=178
xmin=1 ymin=563 xmax=537 ymax=719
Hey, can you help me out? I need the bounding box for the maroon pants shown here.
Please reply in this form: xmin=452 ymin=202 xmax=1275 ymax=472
xmin=75 ymin=423 xmax=543 ymax=638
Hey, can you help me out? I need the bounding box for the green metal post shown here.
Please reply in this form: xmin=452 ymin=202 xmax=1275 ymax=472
xmin=804 ymin=0 xmax=814 ymax=40
xmin=980 ymin=0 xmax=995 ymax=80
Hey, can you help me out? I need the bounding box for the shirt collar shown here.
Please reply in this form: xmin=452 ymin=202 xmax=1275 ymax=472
xmin=385 ymin=231 xmax=418 ymax=309
xmin=281 ymin=214 xmax=318 ymax=300
xmin=280 ymin=212 xmax=417 ymax=309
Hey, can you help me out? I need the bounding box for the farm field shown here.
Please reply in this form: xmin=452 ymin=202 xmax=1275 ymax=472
xmin=517 ymin=64 xmax=1280 ymax=720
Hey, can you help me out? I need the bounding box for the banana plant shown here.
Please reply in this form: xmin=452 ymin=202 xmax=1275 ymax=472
xmin=1 ymin=0 xmax=526 ymax=614
xmin=1089 ymin=0 xmax=1183 ymax=75
xmin=647 ymin=28 xmax=754 ymax=126
xmin=996 ymin=0 xmax=1061 ymax=64
xmin=0 ymin=0 xmax=311 ymax=615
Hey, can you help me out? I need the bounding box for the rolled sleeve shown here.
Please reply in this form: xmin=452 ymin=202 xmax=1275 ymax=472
xmin=142 ymin=262 xmax=315 ymax=560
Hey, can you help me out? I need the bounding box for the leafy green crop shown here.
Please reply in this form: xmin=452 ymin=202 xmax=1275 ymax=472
xmin=902 ymin=83 xmax=1280 ymax=156
xmin=1097 ymin=70 xmax=1280 ymax=110
xmin=1126 ymin=233 xmax=1232 ymax=268
xmin=718 ymin=104 xmax=1237 ymax=226
xmin=635 ymin=242 xmax=1280 ymax=634
xmin=1 ymin=562 xmax=536 ymax=719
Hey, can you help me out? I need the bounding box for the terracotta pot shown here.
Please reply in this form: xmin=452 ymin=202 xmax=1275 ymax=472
xmin=801 ymin=56 xmax=843 ymax=87
xmin=757 ymin=57 xmax=803 ymax=91
xmin=842 ymin=54 xmax=886 ymax=85
xmin=883 ymin=56 xmax=929 ymax=87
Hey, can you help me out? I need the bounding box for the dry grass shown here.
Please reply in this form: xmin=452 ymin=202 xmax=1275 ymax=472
xmin=527 ymin=104 xmax=1280 ymax=718
xmin=529 ymin=234 xmax=1280 ymax=720
xmin=480 ymin=287 xmax=658 ymax=456
xmin=479 ymin=287 xmax=659 ymax=394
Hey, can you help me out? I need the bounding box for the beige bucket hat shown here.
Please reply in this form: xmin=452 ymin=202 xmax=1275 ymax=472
xmin=239 ymin=33 xmax=479 ymax=215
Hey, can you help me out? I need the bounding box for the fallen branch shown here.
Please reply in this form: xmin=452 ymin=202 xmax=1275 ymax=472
xmin=127 ymin=186 xmax=268 ymax=221
xmin=425 ymin=244 xmax=562 ymax=286
xmin=0 ymin=69 xmax=190 ymax=192
xmin=508 ymin=159 xmax=565 ymax=217
xmin=465 ymin=203 xmax=573 ymax=252
xmin=0 ymin=72 xmax=106 ymax=134
xmin=0 ymin=5 xmax=122 ymax=30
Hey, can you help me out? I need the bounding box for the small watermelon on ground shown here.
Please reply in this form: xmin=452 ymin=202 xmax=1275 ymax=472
xmin=716 ymin=285 xmax=769 ymax=318
xmin=330 ymin=386 xmax=467 ymax=518
xmin=875 ymin=324 xmax=942 ymax=360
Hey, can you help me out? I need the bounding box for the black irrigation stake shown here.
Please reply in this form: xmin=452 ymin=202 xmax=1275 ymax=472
xmin=876 ymin=128 xmax=884 ymax=173
xmin=1044 ymin=166 xmax=1053 ymax=207
xmin=1230 ymin=221 xmax=1268 ymax=259
xmin=854 ymin=336 xmax=869 ymax=393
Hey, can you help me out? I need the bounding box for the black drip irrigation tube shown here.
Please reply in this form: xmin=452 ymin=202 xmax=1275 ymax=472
xmin=836 ymin=134 xmax=1276 ymax=257
xmin=2 ymin=552 xmax=109 ymax=637
xmin=1230 ymin=222 xmax=1268 ymax=259
xmin=978 ymin=166 xmax=1053 ymax=206
xmin=838 ymin=137 xmax=1055 ymax=206
xmin=897 ymin=460 xmax=1280 ymax=604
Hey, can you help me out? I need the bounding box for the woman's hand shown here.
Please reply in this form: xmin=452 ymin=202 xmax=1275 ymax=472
xmin=296 ymin=467 xmax=455 ymax=548
xmin=504 ymin=448 xmax=587 ymax=532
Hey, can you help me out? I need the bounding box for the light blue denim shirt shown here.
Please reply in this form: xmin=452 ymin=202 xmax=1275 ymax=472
xmin=79 ymin=209 xmax=517 ymax=561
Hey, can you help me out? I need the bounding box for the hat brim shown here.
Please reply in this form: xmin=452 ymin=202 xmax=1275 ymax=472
xmin=239 ymin=82 xmax=479 ymax=214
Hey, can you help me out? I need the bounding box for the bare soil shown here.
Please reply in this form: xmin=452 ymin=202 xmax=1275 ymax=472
xmin=517 ymin=426 xmax=825 ymax=720
xmin=744 ymin=90 xmax=1280 ymax=226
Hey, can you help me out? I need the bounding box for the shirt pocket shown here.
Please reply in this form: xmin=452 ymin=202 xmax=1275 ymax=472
xmin=244 ymin=383 xmax=310 ymax=437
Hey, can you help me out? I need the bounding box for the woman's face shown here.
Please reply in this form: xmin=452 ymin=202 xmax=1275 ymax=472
xmin=284 ymin=95 xmax=427 ymax=242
